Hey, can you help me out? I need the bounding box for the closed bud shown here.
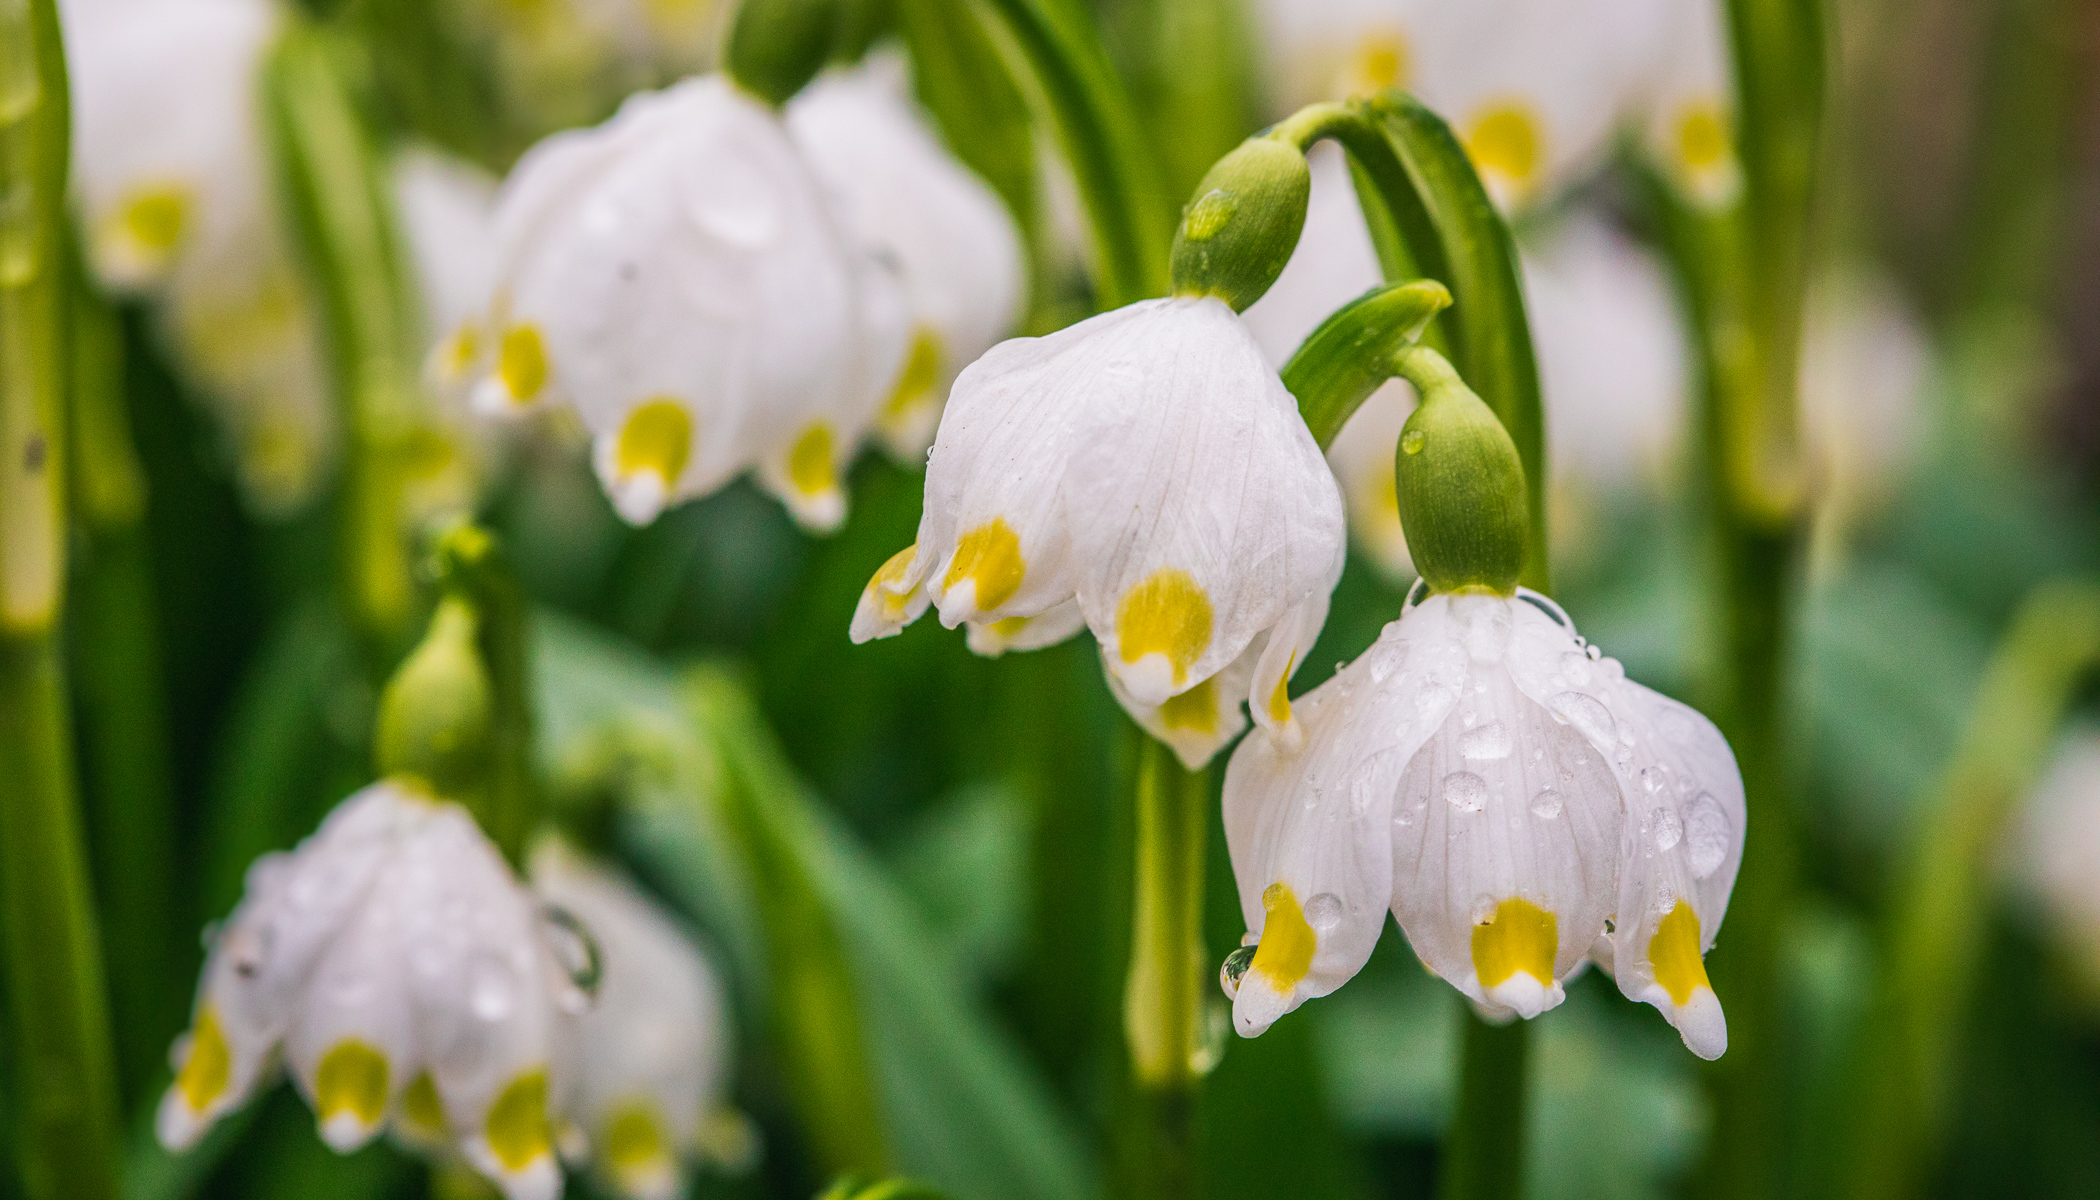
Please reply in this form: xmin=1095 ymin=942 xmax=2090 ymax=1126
xmin=725 ymin=0 xmax=842 ymax=108
xmin=375 ymin=595 xmax=494 ymax=797
xmin=1391 ymin=347 xmax=1528 ymax=595
xmin=1170 ymin=137 xmax=1311 ymax=313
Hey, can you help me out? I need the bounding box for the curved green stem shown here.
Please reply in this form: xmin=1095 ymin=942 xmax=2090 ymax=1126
xmin=0 ymin=2 xmax=123 ymax=1196
xmin=1832 ymin=581 xmax=2100 ymax=1200
xmin=435 ymin=525 xmax=539 ymax=867
xmin=1121 ymin=737 xmax=1210 ymax=1200
xmin=965 ymin=0 xmax=1173 ymax=306
xmin=263 ymin=22 xmax=424 ymax=655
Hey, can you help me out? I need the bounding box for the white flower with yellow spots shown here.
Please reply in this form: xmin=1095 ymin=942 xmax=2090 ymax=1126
xmin=851 ymin=295 xmax=1346 ymax=768
xmin=158 ymin=781 xmax=578 ymax=1200
xmin=393 ymin=147 xmax=502 ymax=397
xmin=1636 ymin=0 xmax=1740 ymax=209
xmin=467 ymin=75 xmax=908 ymax=531
xmin=1255 ymin=0 xmax=1422 ymax=114
xmin=1222 ymin=588 xmax=1743 ymax=1060
xmin=61 ymin=0 xmax=281 ymax=292
xmin=787 ymin=57 xmax=1026 ymax=461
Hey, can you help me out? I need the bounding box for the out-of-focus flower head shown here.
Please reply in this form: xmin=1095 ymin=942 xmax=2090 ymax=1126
xmin=1800 ymin=265 xmax=1931 ymax=567
xmin=787 ymin=54 xmax=1026 ymax=462
xmin=464 ymin=75 xmax=908 ymax=531
xmin=1634 ymin=0 xmax=1741 ymax=209
xmin=63 ymin=0 xmax=338 ymax=515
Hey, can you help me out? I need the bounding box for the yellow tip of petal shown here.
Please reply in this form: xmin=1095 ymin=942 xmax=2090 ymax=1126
xmin=1158 ymin=677 xmax=1219 ymax=734
xmin=943 ymin=518 xmax=1027 ymax=613
xmin=314 ymin=1040 xmax=391 ymax=1136
xmin=175 ymin=1006 xmax=233 ymax=1114
xmin=1115 ymin=568 xmax=1214 ymax=692
xmin=498 ymin=324 xmax=549 ymax=405
xmin=1471 ymin=897 xmax=1557 ymax=990
xmin=485 ymin=1069 xmax=554 ymax=1173
xmin=1250 ymin=882 xmax=1316 ymax=994
xmin=1649 ymin=900 xmax=1710 ymax=1007
xmin=1464 ymin=102 xmax=1544 ymax=203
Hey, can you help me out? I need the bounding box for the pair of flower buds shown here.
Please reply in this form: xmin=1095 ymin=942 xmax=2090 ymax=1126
xmin=853 ymin=128 xmax=1744 ymax=1059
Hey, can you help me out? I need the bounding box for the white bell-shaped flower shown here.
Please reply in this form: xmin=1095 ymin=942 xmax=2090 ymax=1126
xmin=787 ymin=57 xmax=1026 ymax=461
xmin=467 ymin=75 xmax=907 ymax=531
xmin=158 ymin=781 xmax=579 ymax=1200
xmin=1635 ymin=0 xmax=1740 ymax=209
xmin=1223 ymin=589 xmax=1743 ymax=1059
xmin=530 ymin=840 xmax=742 ymax=1200
xmin=1242 ymin=143 xmax=1418 ymax=582
xmin=851 ymin=296 xmax=1345 ymax=767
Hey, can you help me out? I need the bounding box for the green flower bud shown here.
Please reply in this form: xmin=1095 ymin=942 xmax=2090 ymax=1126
xmin=375 ymin=595 xmax=494 ymax=798
xmin=726 ymin=0 xmax=841 ymax=108
xmin=1169 ymin=137 xmax=1311 ymax=312
xmin=1391 ymin=346 xmax=1528 ymax=596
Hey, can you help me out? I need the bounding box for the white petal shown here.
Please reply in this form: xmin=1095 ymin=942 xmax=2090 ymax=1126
xmin=850 ymin=544 xmax=934 ymax=644
xmin=1387 ymin=595 xmax=1620 ymax=1019
xmin=1221 ymin=610 xmax=1462 ymax=1035
xmin=1110 ymin=640 xmax=1256 ymax=771
xmin=285 ymin=881 xmax=417 ymax=1153
xmin=1248 ymin=551 xmax=1343 ymax=747
xmin=1066 ymin=298 xmax=1344 ymax=706
xmin=964 ymin=598 xmax=1087 ymax=658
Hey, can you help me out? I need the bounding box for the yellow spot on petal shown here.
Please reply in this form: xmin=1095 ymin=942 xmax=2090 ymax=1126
xmin=1471 ymin=897 xmax=1557 ymax=989
xmin=116 ymin=184 xmax=192 ymax=260
xmin=615 ymin=399 xmax=693 ymax=487
xmin=943 ymin=518 xmax=1026 ymax=612
xmin=1115 ymin=568 xmax=1213 ymax=686
xmin=1251 ymin=883 xmax=1316 ymax=992
xmin=882 ymin=326 xmax=945 ymax=420
xmin=401 ymin=1072 xmax=447 ymax=1137
xmin=1267 ymin=652 xmax=1297 ymax=725
xmin=788 ymin=422 xmax=835 ymax=497
xmin=498 ymin=324 xmax=548 ymax=404
xmin=1649 ymin=900 xmax=1710 ymax=1007
xmin=484 ymin=1069 xmax=553 ymax=1173
xmin=1463 ymin=102 xmax=1544 ymax=197
xmin=1674 ymin=103 xmax=1732 ymax=173
xmin=601 ymin=1099 xmax=673 ymax=1181
xmin=991 ymin=615 xmax=1031 ymax=638
xmin=175 ymin=1007 xmax=232 ymax=1113
xmin=315 ymin=1040 xmax=390 ymax=1127
xmin=1347 ymin=29 xmax=1411 ymax=96
xmin=442 ymin=322 xmax=483 ymax=378
xmin=868 ymin=545 xmax=919 ymax=619
xmin=1158 ymin=677 xmax=1218 ymax=734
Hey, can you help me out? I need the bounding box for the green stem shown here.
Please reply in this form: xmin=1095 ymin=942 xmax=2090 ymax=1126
xmin=0 ymin=3 xmax=123 ymax=1195
xmin=687 ymin=669 xmax=891 ymax=1177
xmin=1121 ymin=737 xmax=1210 ymax=1200
xmin=436 ymin=525 xmax=538 ymax=866
xmin=263 ymin=21 xmax=424 ymax=655
xmin=1833 ymin=581 xmax=2100 ymax=1200
xmin=1436 ymin=1007 xmax=1530 ymax=1200
xmin=66 ymin=261 xmax=182 ymax=1104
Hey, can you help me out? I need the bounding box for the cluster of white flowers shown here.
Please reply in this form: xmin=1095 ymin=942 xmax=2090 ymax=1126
xmin=453 ymin=58 xmax=1023 ymax=531
xmin=158 ymin=784 xmax=738 ymax=1200
xmin=61 ymin=0 xmax=337 ymax=515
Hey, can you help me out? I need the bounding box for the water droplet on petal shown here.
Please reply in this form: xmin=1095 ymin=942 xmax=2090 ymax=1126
xmin=468 ymin=957 xmax=515 ymax=1022
xmin=1685 ymin=792 xmax=1730 ymax=878
xmin=1443 ymin=771 xmax=1488 ymax=812
xmin=1531 ymin=788 xmax=1564 ymax=819
xmin=1549 ymin=691 xmax=1616 ymax=746
xmin=1652 ymin=806 xmax=1683 ymax=851
xmin=1560 ymin=651 xmax=1592 ymax=685
xmin=1459 ymin=722 xmax=1512 ymax=760
xmin=1304 ymin=893 xmax=1344 ymax=931
xmin=1220 ymin=945 xmax=1257 ymax=1000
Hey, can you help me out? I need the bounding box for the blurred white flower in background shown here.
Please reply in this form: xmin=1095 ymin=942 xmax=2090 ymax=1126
xmin=63 ymin=0 xmax=338 ymax=515
xmin=159 ymin=781 xmax=583 ymax=1200
xmin=787 ymin=55 xmax=1027 ymax=462
xmin=531 ymin=839 xmax=751 ymax=1200
xmin=1800 ymin=266 xmax=1931 ymax=569
xmin=1634 ymin=0 xmax=1740 ymax=209
xmin=1223 ymin=588 xmax=1744 ymax=1060
xmin=2015 ymin=730 xmax=2100 ymax=1000
xmin=851 ymin=296 xmax=1345 ymax=769
xmin=466 ymin=75 xmax=908 ymax=530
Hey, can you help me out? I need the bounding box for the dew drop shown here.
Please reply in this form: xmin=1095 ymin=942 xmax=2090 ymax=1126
xmin=1530 ymin=788 xmax=1564 ymax=819
xmin=1459 ymin=722 xmax=1513 ymax=760
xmin=468 ymin=957 xmax=515 ymax=1022
xmin=1401 ymin=428 xmax=1426 ymax=455
xmin=1220 ymin=945 xmax=1256 ymax=1000
xmin=1560 ymin=651 xmax=1592 ymax=685
xmin=1304 ymin=893 xmax=1344 ymax=931
xmin=1652 ymin=806 xmax=1683 ymax=851
xmin=1684 ymin=792 xmax=1730 ymax=878
xmin=1548 ymin=691 xmax=1616 ymax=746
xmin=1443 ymin=771 xmax=1488 ymax=812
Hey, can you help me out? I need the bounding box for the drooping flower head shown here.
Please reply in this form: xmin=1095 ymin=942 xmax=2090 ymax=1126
xmin=531 ymin=839 xmax=747 ymax=1200
xmin=465 ymin=75 xmax=907 ymax=530
xmin=787 ymin=56 xmax=1027 ymax=460
xmin=159 ymin=782 xmax=583 ymax=1200
xmin=1223 ymin=588 xmax=1744 ymax=1058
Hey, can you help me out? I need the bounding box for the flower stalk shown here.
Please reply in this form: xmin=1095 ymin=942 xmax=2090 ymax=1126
xmin=0 ymin=0 xmax=125 ymax=1196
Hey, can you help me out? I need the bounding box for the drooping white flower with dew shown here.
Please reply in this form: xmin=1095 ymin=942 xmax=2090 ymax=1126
xmin=467 ymin=75 xmax=908 ymax=531
xmin=531 ymin=840 xmax=745 ymax=1200
xmin=1242 ymin=142 xmax=1418 ymax=582
xmin=63 ymin=0 xmax=340 ymax=516
xmin=787 ymin=56 xmax=1027 ymax=461
xmin=1222 ymin=588 xmax=1743 ymax=1059
xmin=1634 ymin=0 xmax=1740 ymax=209
xmin=1253 ymin=0 xmax=1673 ymax=210
xmin=159 ymin=781 xmax=581 ymax=1200
xmin=851 ymin=296 xmax=1346 ymax=768
xmin=2015 ymin=731 xmax=2100 ymax=1000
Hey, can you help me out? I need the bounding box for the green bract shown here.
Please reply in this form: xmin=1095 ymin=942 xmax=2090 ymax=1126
xmin=1168 ymin=136 xmax=1309 ymax=312
xmin=1390 ymin=347 xmax=1528 ymax=596
xmin=375 ymin=595 xmax=494 ymax=798
xmin=726 ymin=0 xmax=842 ymax=109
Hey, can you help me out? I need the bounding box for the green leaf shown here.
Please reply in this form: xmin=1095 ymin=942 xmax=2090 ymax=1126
xmin=1279 ymin=279 xmax=1450 ymax=449
xmin=896 ymin=0 xmax=1039 ymax=242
